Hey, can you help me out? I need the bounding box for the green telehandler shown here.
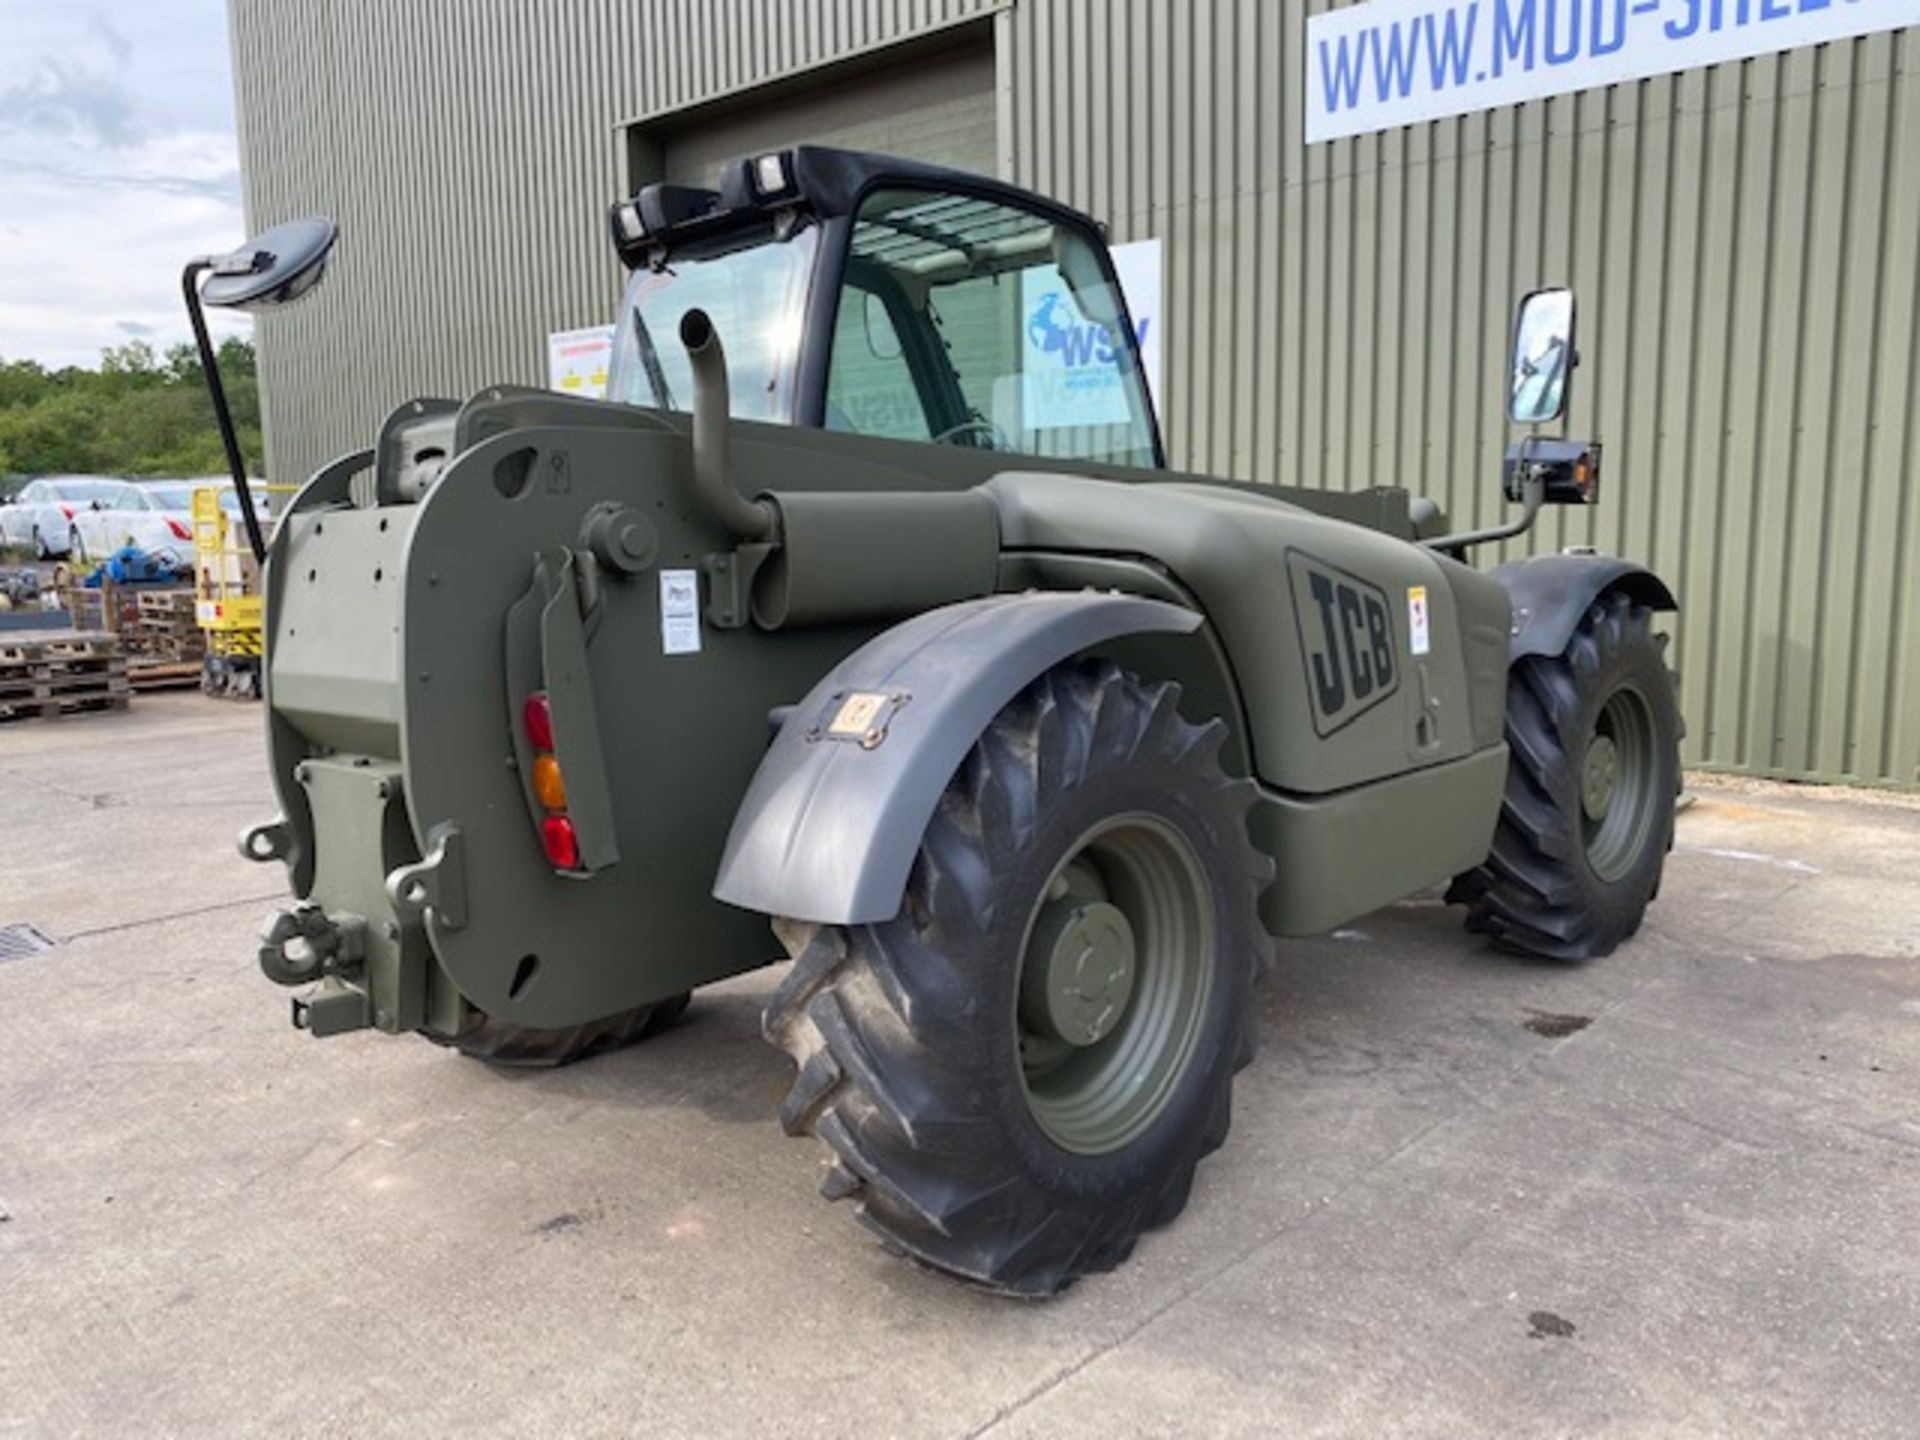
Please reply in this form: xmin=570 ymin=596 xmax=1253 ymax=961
xmin=184 ymin=147 xmax=1679 ymax=1294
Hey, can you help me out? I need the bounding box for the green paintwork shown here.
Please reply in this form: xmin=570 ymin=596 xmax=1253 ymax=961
xmin=244 ymin=157 xmax=1658 ymax=1044
xmin=1017 ymin=815 xmax=1213 ymax=1156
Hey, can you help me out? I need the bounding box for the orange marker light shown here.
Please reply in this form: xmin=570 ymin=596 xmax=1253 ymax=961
xmin=531 ymin=754 xmax=567 ymax=811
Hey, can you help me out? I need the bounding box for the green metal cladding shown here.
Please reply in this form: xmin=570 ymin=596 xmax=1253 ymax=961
xmin=230 ymin=0 xmax=1919 ymax=785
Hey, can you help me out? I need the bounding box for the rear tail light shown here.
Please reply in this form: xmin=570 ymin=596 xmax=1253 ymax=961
xmin=522 ymin=692 xmax=554 ymax=751
xmin=167 ymin=518 xmax=191 ymax=540
xmin=521 ymin=691 xmax=581 ymax=872
xmin=539 ymin=816 xmax=580 ymax=870
xmin=59 ymin=505 xmax=74 ymax=520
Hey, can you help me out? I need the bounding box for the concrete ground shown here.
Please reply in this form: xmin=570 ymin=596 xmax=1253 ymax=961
xmin=2 ymin=694 xmax=1916 ymax=1439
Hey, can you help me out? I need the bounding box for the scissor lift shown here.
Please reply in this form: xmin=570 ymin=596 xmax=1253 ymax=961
xmin=191 ymin=486 xmax=284 ymax=698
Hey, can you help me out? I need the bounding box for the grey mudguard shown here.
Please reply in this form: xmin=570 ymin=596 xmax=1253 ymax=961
xmin=1491 ymin=554 xmax=1677 ymax=661
xmin=712 ymin=592 xmax=1203 ymax=926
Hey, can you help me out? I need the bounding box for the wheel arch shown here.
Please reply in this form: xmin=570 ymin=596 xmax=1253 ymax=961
xmin=1491 ymin=554 xmax=1677 ymax=662
xmin=711 ymin=592 xmax=1203 ymax=927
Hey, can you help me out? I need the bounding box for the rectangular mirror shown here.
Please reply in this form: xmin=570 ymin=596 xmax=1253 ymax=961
xmin=1509 ymin=287 xmax=1576 ymax=425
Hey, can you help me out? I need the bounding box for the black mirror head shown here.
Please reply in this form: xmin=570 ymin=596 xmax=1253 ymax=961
xmin=199 ymin=216 xmax=339 ymax=311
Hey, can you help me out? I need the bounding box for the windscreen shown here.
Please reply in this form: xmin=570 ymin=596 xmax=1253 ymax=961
xmin=827 ymin=188 xmax=1159 ymax=469
xmin=607 ymin=224 xmax=818 ymax=424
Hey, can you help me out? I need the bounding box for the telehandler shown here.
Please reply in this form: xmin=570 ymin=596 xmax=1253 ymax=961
xmin=184 ymin=148 xmax=1679 ymax=1294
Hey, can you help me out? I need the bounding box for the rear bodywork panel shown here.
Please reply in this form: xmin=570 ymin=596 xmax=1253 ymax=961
xmin=260 ymin=392 xmax=1515 ymax=1036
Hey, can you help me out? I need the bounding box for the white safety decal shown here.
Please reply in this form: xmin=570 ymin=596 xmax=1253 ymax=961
xmin=1408 ymin=585 xmax=1431 ymax=657
xmin=660 ymin=569 xmax=702 ymax=655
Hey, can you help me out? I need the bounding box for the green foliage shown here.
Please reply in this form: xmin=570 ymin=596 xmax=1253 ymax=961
xmin=0 ymin=339 xmax=261 ymax=491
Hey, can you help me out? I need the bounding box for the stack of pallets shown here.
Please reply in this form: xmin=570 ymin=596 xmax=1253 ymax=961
xmin=128 ymin=588 xmax=206 ymax=690
xmin=0 ymin=633 xmax=131 ymax=722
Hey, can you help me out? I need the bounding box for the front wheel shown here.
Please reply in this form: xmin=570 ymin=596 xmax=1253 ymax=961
xmin=1450 ymin=590 xmax=1680 ymax=960
xmin=764 ymin=660 xmax=1272 ymax=1295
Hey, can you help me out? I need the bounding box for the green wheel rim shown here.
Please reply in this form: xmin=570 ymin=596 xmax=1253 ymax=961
xmin=1582 ymin=684 xmax=1659 ymax=883
xmin=1015 ymin=813 xmax=1213 ymax=1156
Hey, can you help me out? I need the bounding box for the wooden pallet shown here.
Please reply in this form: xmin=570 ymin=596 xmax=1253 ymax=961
xmin=0 ymin=633 xmax=132 ymax=721
xmin=128 ymin=661 xmax=204 ymax=692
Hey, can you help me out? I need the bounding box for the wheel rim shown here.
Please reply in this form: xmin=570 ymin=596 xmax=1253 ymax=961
xmin=1582 ymin=684 xmax=1659 ymax=883
xmin=1015 ymin=813 xmax=1214 ymax=1155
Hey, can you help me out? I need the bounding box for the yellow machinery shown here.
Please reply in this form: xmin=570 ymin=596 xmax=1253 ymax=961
xmin=192 ymin=484 xmax=295 ymax=697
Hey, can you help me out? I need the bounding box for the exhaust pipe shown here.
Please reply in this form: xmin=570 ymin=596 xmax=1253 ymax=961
xmin=679 ymin=308 xmax=777 ymax=542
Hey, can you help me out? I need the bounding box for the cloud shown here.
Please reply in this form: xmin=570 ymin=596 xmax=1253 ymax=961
xmin=90 ymin=12 xmax=135 ymax=69
xmin=0 ymin=0 xmax=244 ymax=367
xmin=0 ymin=57 xmax=143 ymax=148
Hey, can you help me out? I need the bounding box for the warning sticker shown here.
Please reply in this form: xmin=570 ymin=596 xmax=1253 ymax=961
xmin=660 ymin=569 xmax=701 ymax=655
xmin=1408 ymin=586 xmax=1431 ymax=657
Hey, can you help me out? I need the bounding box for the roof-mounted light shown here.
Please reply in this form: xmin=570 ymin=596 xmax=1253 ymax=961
xmin=613 ymin=201 xmax=647 ymax=245
xmin=753 ymin=152 xmax=792 ymax=197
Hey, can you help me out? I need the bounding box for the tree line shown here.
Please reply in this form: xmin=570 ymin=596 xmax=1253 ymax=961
xmin=0 ymin=339 xmax=261 ymax=496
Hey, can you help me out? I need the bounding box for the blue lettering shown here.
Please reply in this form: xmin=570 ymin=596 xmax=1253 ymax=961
xmin=1316 ymin=32 xmax=1367 ymax=113
xmin=1544 ymin=0 xmax=1582 ymax=64
xmin=1798 ymin=0 xmax=1832 ymax=11
xmin=1370 ymin=19 xmax=1421 ymax=101
xmin=1133 ymin=318 xmax=1151 ymax=349
xmin=1493 ymin=0 xmax=1536 ymax=76
xmin=1591 ymin=0 xmax=1628 ymax=56
xmin=1426 ymin=4 xmax=1480 ymax=89
xmin=1759 ymin=0 xmax=1792 ymax=18
xmin=1665 ymin=0 xmax=1702 ymax=38
xmin=1061 ymin=326 xmax=1103 ymax=367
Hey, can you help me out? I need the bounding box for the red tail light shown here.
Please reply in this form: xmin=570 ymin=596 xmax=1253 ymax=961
xmin=59 ymin=505 xmax=74 ymax=520
xmin=167 ymin=518 xmax=191 ymax=540
xmin=539 ymin=816 xmax=580 ymax=870
xmin=522 ymin=692 xmax=554 ymax=751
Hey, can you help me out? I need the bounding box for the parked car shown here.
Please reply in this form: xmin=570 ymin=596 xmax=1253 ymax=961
xmin=0 ymin=476 xmax=129 ymax=559
xmin=66 ymin=482 xmax=196 ymax=570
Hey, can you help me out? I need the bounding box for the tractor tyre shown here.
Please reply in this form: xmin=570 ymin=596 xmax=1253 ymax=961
xmin=763 ymin=659 xmax=1273 ymax=1295
xmin=433 ymin=993 xmax=691 ymax=1067
xmin=1450 ymin=591 xmax=1680 ymax=960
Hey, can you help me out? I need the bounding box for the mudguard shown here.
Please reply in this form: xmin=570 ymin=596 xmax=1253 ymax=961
xmin=1491 ymin=554 xmax=1677 ymax=661
xmin=712 ymin=592 xmax=1203 ymax=926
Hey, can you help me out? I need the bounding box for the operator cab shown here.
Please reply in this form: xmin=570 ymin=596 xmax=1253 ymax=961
xmin=605 ymin=146 xmax=1163 ymax=471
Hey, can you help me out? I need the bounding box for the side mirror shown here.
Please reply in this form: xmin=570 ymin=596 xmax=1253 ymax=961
xmin=198 ymin=216 xmax=340 ymax=311
xmin=1508 ymin=287 xmax=1576 ymax=426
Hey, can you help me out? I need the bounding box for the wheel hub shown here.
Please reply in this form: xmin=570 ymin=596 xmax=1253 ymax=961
xmin=1022 ymin=898 xmax=1136 ymax=1047
xmin=1582 ymin=734 xmax=1619 ymax=821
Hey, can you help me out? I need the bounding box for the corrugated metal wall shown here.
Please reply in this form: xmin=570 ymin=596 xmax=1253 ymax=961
xmin=228 ymin=0 xmax=1000 ymax=482
xmin=231 ymin=0 xmax=1920 ymax=787
xmin=1007 ymin=0 xmax=1918 ymax=788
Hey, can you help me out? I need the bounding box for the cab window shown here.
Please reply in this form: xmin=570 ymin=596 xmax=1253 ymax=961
xmin=826 ymin=188 xmax=1158 ymax=468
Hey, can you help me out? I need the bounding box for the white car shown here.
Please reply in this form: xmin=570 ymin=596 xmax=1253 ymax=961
xmin=65 ymin=481 xmax=197 ymax=570
xmin=0 ymin=476 xmax=129 ymax=559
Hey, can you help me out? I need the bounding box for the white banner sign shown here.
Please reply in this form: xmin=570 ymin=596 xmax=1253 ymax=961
xmin=548 ymin=325 xmax=614 ymax=399
xmin=1307 ymin=0 xmax=1917 ymax=144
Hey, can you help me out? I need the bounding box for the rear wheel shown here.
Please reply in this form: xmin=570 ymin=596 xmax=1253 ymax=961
xmin=67 ymin=526 xmax=87 ymax=565
xmin=432 ymin=993 xmax=691 ymax=1067
xmin=32 ymin=526 xmax=51 ymax=560
xmin=1450 ymin=591 xmax=1680 ymax=960
xmin=764 ymin=660 xmax=1272 ymax=1295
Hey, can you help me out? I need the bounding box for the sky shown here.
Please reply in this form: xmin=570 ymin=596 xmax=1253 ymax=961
xmin=0 ymin=0 xmax=250 ymax=368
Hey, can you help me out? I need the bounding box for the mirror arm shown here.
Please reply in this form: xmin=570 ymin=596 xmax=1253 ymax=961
xmin=1422 ymin=437 xmax=1545 ymax=559
xmin=182 ymin=257 xmax=269 ymax=566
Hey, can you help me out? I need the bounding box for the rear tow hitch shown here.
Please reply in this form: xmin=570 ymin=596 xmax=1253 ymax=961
xmin=259 ymin=904 xmax=373 ymax=1037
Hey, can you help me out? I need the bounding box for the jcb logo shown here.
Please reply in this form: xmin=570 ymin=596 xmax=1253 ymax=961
xmin=1286 ymin=551 xmax=1399 ymax=735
